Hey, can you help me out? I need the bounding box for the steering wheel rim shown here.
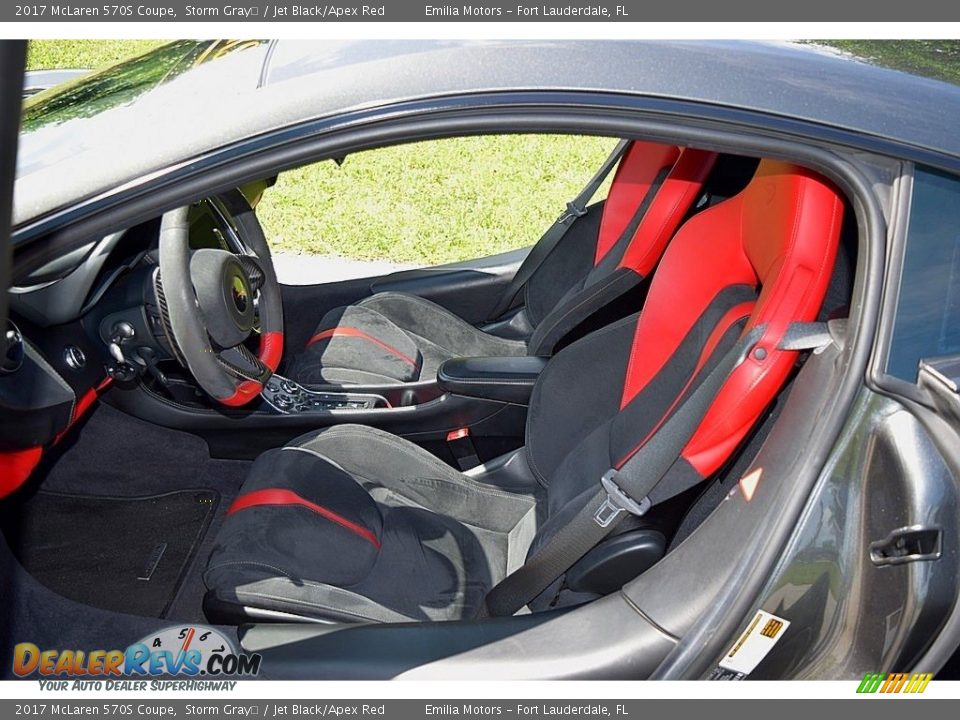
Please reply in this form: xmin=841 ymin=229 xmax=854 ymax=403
xmin=158 ymin=192 xmax=283 ymax=407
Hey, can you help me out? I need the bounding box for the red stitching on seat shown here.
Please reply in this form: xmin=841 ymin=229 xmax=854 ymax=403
xmin=227 ymin=488 xmax=381 ymax=550
xmin=306 ymin=327 xmax=418 ymax=369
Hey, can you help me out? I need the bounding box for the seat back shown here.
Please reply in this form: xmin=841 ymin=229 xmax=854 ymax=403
xmin=635 ymin=160 xmax=845 ymax=477
xmin=523 ymin=141 xmax=718 ymax=354
xmin=525 ymin=160 xmax=844 ymax=574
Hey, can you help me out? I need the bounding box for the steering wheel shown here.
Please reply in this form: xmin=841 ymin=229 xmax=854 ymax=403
xmin=157 ymin=192 xmax=284 ymax=407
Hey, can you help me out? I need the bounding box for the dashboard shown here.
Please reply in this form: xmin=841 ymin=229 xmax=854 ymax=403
xmin=0 ymin=196 xmax=254 ymax=495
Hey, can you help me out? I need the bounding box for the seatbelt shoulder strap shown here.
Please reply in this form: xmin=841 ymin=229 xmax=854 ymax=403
xmin=479 ymin=321 xmax=835 ymax=618
xmin=487 ymin=139 xmax=632 ymax=322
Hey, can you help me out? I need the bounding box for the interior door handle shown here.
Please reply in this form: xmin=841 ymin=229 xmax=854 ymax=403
xmin=869 ymin=525 xmax=942 ymax=567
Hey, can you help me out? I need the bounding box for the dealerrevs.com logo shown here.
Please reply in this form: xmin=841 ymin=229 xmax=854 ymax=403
xmin=12 ymin=626 xmax=261 ymax=688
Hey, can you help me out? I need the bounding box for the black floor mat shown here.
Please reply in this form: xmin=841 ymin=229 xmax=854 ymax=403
xmin=2 ymin=489 xmax=218 ymax=618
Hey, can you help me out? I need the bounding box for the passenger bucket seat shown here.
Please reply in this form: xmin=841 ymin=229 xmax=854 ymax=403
xmin=204 ymin=160 xmax=843 ymax=623
xmin=287 ymin=141 xmax=718 ymax=388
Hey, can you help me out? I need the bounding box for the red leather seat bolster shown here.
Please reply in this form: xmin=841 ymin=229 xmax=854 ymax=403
xmin=595 ymin=141 xmax=681 ymax=265
xmin=618 ymin=148 xmax=719 ymax=276
xmin=682 ymin=164 xmax=844 ymax=477
xmin=619 ymin=160 xmax=844 ymax=479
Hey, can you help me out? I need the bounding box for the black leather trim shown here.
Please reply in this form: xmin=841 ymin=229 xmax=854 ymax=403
xmin=437 ymin=356 xmax=548 ymax=405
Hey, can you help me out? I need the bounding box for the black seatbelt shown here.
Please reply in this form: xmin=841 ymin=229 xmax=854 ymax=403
xmin=486 ymin=139 xmax=632 ymax=322
xmin=479 ymin=322 xmax=834 ymax=618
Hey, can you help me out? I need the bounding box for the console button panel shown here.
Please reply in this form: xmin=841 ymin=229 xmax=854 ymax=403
xmin=262 ymin=374 xmax=389 ymax=414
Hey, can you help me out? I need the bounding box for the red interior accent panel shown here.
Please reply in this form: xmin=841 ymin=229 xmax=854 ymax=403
xmin=620 ymin=160 xmax=843 ymax=478
xmin=447 ymin=427 xmax=470 ymax=442
xmin=53 ymin=389 xmax=97 ymax=444
xmin=594 ymin=142 xmax=681 ymax=265
xmin=0 ymin=446 xmax=43 ymax=498
xmin=2 ymin=375 xmax=114 ymax=497
xmin=306 ymin=327 xmax=418 ymax=369
xmin=53 ymin=376 xmax=113 ymax=445
xmin=618 ymin=148 xmax=719 ymax=276
xmin=228 ymin=488 xmax=381 ymax=550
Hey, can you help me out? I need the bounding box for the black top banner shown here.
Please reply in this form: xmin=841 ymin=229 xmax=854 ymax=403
xmin=4 ymin=0 xmax=958 ymax=21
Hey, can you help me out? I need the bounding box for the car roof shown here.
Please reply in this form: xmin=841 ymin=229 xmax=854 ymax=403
xmin=15 ymin=39 xmax=960 ymax=229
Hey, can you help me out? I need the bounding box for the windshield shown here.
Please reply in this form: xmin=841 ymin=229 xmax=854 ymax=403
xmin=14 ymin=39 xmax=270 ymax=226
xmin=21 ymin=40 xmax=266 ymax=134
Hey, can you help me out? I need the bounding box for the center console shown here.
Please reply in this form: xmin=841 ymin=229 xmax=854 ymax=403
xmin=108 ymin=355 xmax=549 ymax=462
xmin=437 ymin=355 xmax=548 ymax=405
xmin=261 ymin=374 xmax=389 ymax=413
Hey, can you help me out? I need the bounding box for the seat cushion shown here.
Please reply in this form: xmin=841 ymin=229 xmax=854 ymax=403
xmin=289 ymin=292 xmax=526 ymax=387
xmin=205 ymin=425 xmax=540 ymax=622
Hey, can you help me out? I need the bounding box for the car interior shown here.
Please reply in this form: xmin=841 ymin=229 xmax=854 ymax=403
xmin=0 ymin=133 xmax=859 ymax=667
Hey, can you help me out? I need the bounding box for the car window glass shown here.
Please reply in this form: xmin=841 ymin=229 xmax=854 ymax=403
xmin=254 ymin=134 xmax=618 ymax=285
xmin=886 ymin=166 xmax=960 ymax=381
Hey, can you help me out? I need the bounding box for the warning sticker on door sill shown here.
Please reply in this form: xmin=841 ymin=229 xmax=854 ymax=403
xmin=717 ymin=610 xmax=790 ymax=677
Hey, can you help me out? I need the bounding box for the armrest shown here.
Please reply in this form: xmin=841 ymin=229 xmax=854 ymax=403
xmin=437 ymin=356 xmax=548 ymax=405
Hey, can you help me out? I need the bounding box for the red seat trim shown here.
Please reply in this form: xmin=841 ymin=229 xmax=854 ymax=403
xmin=682 ymin=164 xmax=843 ymax=476
xmin=306 ymin=327 xmax=418 ymax=369
xmin=619 ymin=160 xmax=844 ymax=479
xmin=227 ymin=488 xmax=381 ymax=550
xmin=615 ymin=301 xmax=755 ymax=468
xmin=618 ymin=148 xmax=719 ymax=276
xmin=595 ymin=142 xmax=681 ymax=266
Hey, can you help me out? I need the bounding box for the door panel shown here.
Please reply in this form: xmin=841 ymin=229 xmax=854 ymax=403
xmin=746 ymin=389 xmax=960 ymax=678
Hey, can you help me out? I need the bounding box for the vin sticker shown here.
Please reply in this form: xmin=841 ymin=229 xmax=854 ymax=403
xmin=717 ymin=610 xmax=790 ymax=676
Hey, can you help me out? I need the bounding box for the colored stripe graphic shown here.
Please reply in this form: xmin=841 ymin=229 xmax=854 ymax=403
xmin=857 ymin=672 xmax=932 ymax=694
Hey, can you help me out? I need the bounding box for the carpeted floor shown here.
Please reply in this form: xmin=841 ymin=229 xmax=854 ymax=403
xmin=4 ymin=402 xmax=251 ymax=623
xmin=3 ymin=489 xmax=218 ymax=618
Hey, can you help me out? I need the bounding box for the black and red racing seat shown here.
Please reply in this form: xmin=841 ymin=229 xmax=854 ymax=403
xmin=204 ymin=160 xmax=843 ymax=623
xmin=287 ymin=141 xmax=718 ymax=387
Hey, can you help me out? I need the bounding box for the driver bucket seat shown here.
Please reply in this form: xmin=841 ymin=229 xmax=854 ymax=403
xmin=204 ymin=160 xmax=843 ymax=623
xmin=287 ymin=141 xmax=718 ymax=387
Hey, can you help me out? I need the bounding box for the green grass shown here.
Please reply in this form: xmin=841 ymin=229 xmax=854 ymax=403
xmin=256 ymin=135 xmax=617 ymax=265
xmin=815 ymin=40 xmax=960 ymax=87
xmin=27 ymin=40 xmax=166 ymax=71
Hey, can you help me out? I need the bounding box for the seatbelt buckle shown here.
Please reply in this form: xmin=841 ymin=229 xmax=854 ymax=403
xmin=447 ymin=427 xmax=481 ymax=471
xmin=594 ymin=470 xmax=652 ymax=528
xmin=558 ymin=200 xmax=588 ymax=225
